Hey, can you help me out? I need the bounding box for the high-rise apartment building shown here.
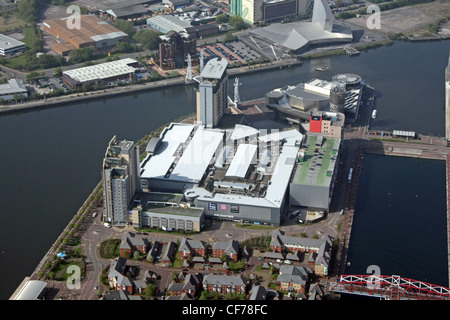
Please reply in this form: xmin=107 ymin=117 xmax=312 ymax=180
xmin=196 ymin=57 xmax=229 ymax=128
xmin=102 ymin=136 xmax=140 ymax=225
xmin=158 ymin=31 xmax=198 ymax=70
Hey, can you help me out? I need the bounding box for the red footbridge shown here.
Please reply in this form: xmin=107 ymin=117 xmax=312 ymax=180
xmin=330 ymin=275 xmax=450 ymax=300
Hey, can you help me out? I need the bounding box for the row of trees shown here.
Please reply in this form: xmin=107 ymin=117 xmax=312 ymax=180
xmin=215 ymin=14 xmax=247 ymax=30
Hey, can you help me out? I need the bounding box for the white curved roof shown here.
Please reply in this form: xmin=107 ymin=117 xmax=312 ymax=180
xmin=11 ymin=280 xmax=47 ymax=300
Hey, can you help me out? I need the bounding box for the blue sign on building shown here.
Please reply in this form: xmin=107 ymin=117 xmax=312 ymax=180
xmin=208 ymin=203 xmax=217 ymax=211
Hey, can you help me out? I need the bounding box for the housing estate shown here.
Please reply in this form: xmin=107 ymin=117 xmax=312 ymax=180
xmin=270 ymin=230 xmax=333 ymax=276
xmin=202 ymin=274 xmax=248 ymax=294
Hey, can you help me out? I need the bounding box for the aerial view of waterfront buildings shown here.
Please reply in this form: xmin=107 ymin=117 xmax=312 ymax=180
xmin=1 ymin=0 xmax=450 ymax=305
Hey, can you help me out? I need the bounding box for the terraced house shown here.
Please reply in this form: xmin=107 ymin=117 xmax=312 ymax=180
xmin=270 ymin=230 xmax=333 ymax=276
xmin=211 ymin=240 xmax=239 ymax=262
xmin=202 ymin=274 xmax=247 ymax=294
xmin=276 ymin=265 xmax=311 ymax=294
xmin=178 ymin=238 xmax=206 ymax=260
xmin=119 ymin=232 xmax=149 ymax=257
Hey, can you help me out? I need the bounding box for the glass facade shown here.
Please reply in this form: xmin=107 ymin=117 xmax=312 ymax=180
xmin=230 ymin=0 xmax=242 ymax=16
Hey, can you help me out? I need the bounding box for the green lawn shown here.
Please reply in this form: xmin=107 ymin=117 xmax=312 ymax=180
xmin=296 ymin=135 xmax=317 ymax=184
xmin=316 ymin=139 xmax=334 ymax=186
xmin=3 ymin=26 xmax=38 ymax=69
xmin=4 ymin=54 xmax=27 ymax=69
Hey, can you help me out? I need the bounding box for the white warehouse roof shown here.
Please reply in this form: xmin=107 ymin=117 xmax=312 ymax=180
xmin=226 ymin=143 xmax=258 ymax=179
xmin=63 ymin=58 xmax=137 ymax=83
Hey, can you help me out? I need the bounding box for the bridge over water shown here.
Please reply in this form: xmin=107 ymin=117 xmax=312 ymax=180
xmin=329 ymin=275 xmax=450 ymax=300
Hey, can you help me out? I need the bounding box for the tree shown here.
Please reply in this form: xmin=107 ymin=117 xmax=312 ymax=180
xmin=69 ymin=47 xmax=94 ymax=64
xmin=133 ymin=251 xmax=141 ymax=260
xmin=220 ymin=253 xmax=228 ymax=262
xmin=145 ymin=284 xmax=157 ymax=300
xmin=114 ymin=41 xmax=136 ymax=54
xmin=215 ymin=14 xmax=228 ymax=24
xmin=229 ymin=16 xmax=246 ymax=30
xmin=53 ymin=67 xmax=62 ymax=78
xmin=113 ymin=19 xmax=136 ymax=37
xmin=18 ymin=0 xmax=41 ymax=23
xmin=133 ymin=29 xmax=162 ymax=50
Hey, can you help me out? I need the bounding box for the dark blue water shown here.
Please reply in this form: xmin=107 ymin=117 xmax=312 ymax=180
xmin=0 ymin=39 xmax=449 ymax=299
xmin=346 ymin=154 xmax=448 ymax=287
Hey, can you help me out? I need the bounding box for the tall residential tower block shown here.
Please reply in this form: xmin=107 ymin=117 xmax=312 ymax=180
xmin=102 ymin=136 xmax=140 ymax=225
xmin=196 ymin=57 xmax=229 ymax=128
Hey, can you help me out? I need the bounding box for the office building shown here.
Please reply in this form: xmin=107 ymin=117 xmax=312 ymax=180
xmin=231 ymin=0 xmax=313 ymax=24
xmin=196 ymin=57 xmax=229 ymax=128
xmin=102 ymin=136 xmax=140 ymax=225
xmin=129 ymin=192 xmax=205 ymax=231
xmin=230 ymin=0 xmax=243 ymax=16
xmin=0 ymin=34 xmax=26 ymax=56
xmin=241 ymin=0 xmax=263 ymax=24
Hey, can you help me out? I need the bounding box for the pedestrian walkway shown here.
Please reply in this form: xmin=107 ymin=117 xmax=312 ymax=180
xmin=447 ymin=151 xmax=450 ymax=288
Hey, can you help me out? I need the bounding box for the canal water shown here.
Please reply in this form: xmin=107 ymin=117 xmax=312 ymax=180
xmin=0 ymin=40 xmax=449 ymax=299
xmin=345 ymin=154 xmax=448 ymax=288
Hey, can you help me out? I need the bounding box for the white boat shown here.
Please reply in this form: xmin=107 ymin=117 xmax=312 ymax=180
xmin=371 ymin=110 xmax=377 ymax=119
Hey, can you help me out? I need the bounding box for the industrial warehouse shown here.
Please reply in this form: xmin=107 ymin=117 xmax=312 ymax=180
xmin=43 ymin=14 xmax=128 ymax=56
xmin=62 ymin=58 xmax=139 ymax=89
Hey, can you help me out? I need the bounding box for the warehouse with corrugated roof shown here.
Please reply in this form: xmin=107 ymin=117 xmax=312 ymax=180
xmin=62 ymin=58 xmax=139 ymax=89
xmin=43 ymin=15 xmax=128 ymax=56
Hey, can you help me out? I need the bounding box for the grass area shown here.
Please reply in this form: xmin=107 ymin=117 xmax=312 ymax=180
xmin=3 ymin=26 xmax=39 ymax=69
xmin=4 ymin=54 xmax=28 ymax=69
xmin=0 ymin=11 xmax=27 ymax=33
xmin=99 ymin=239 xmax=121 ymax=259
xmin=296 ymin=135 xmax=317 ymax=184
xmin=22 ymin=26 xmax=38 ymax=49
xmin=300 ymin=49 xmax=346 ymax=60
xmin=50 ymin=260 xmax=86 ymax=281
xmin=316 ymin=139 xmax=334 ymax=186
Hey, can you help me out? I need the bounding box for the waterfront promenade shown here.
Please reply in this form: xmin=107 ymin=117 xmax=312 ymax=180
xmin=0 ymin=57 xmax=301 ymax=116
